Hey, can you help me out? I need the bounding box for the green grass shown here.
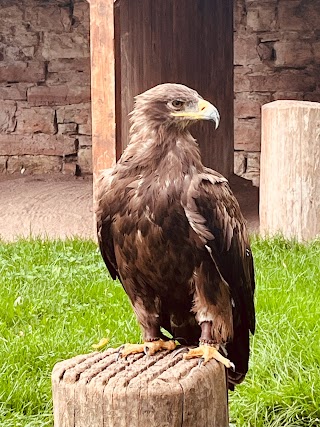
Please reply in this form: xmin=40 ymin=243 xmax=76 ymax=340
xmin=0 ymin=237 xmax=319 ymax=426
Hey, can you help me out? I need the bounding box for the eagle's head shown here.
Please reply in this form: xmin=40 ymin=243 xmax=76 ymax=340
xmin=131 ymin=83 xmax=220 ymax=131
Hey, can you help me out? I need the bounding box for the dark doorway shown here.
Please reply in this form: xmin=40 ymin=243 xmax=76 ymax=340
xmin=114 ymin=0 xmax=234 ymax=178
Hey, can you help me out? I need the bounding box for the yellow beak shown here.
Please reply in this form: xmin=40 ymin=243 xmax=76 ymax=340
xmin=171 ymin=99 xmax=220 ymax=129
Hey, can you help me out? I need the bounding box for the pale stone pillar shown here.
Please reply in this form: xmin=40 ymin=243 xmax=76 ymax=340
xmin=260 ymin=100 xmax=320 ymax=241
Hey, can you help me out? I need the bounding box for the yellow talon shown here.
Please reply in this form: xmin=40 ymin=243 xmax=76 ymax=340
xmin=183 ymin=344 xmax=234 ymax=369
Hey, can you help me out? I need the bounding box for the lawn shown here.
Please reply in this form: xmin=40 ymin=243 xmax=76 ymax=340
xmin=0 ymin=237 xmax=319 ymax=426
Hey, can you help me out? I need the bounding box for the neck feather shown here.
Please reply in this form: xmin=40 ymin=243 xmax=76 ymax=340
xmin=118 ymin=122 xmax=204 ymax=175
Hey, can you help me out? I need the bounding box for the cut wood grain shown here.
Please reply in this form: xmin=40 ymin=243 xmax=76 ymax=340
xmin=89 ymin=0 xmax=116 ymax=184
xmin=260 ymin=100 xmax=320 ymax=240
xmin=52 ymin=347 xmax=229 ymax=427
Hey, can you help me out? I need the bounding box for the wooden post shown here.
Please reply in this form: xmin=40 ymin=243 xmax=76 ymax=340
xmin=52 ymin=348 xmax=229 ymax=427
xmin=260 ymin=100 xmax=320 ymax=240
xmin=88 ymin=0 xmax=116 ymax=187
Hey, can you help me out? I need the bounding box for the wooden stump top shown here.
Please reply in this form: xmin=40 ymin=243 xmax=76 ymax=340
xmin=52 ymin=347 xmax=228 ymax=427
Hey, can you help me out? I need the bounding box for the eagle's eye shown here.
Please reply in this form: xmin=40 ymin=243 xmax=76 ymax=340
xmin=171 ymin=100 xmax=184 ymax=109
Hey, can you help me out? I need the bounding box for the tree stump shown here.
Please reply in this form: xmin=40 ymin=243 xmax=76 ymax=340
xmin=52 ymin=347 xmax=228 ymax=427
xmin=260 ymin=100 xmax=320 ymax=240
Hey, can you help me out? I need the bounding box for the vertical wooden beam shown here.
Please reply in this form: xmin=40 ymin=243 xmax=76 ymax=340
xmin=260 ymin=100 xmax=320 ymax=240
xmin=88 ymin=0 xmax=116 ymax=189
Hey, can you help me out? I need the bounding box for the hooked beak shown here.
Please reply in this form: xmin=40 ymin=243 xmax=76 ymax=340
xmin=197 ymin=99 xmax=220 ymax=129
xmin=171 ymin=98 xmax=220 ymax=129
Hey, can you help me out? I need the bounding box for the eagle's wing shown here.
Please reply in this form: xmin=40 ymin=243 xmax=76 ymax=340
xmin=182 ymin=169 xmax=255 ymax=384
xmin=95 ymin=169 xmax=119 ymax=281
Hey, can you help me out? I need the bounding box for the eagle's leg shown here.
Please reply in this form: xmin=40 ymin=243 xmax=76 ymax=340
xmin=118 ymin=326 xmax=176 ymax=359
xmin=183 ymin=321 xmax=234 ymax=369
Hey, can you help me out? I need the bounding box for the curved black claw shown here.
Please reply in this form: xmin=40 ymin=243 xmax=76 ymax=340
xmin=229 ymin=361 xmax=236 ymax=372
xmin=116 ymin=345 xmax=125 ymax=361
xmin=198 ymin=358 xmax=204 ymax=367
xmin=143 ymin=345 xmax=150 ymax=356
xmin=171 ymin=346 xmax=189 ymax=358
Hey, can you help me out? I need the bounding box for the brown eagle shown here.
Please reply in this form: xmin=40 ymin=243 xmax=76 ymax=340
xmin=96 ymin=83 xmax=255 ymax=388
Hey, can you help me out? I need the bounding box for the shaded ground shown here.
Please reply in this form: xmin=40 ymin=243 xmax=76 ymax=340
xmin=0 ymin=173 xmax=259 ymax=242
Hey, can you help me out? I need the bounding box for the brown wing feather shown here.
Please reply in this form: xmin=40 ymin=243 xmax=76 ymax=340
xmin=95 ymin=169 xmax=119 ymax=281
xmin=183 ymin=169 xmax=255 ymax=386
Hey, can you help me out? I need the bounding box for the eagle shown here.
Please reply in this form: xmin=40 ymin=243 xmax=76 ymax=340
xmin=96 ymin=83 xmax=255 ymax=388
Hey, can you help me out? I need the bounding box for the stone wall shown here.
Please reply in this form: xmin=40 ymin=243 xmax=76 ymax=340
xmin=234 ymin=0 xmax=320 ymax=185
xmin=0 ymin=0 xmax=92 ymax=175
xmin=0 ymin=0 xmax=319 ymax=179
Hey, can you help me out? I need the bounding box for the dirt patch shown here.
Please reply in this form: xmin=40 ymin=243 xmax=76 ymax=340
xmin=0 ymin=173 xmax=94 ymax=241
xmin=0 ymin=173 xmax=259 ymax=242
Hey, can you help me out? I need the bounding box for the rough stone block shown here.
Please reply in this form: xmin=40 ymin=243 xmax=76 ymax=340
xmin=0 ymin=156 xmax=8 ymax=173
xmin=0 ymin=84 xmax=29 ymax=101
xmin=62 ymin=161 xmax=77 ymax=175
xmin=27 ymin=85 xmax=91 ymax=106
xmin=242 ymin=171 xmax=260 ymax=187
xmin=278 ymin=0 xmax=320 ymax=30
xmin=234 ymin=0 xmax=246 ymax=30
xmin=256 ymin=43 xmax=274 ymax=61
xmin=272 ymin=92 xmax=303 ymax=101
xmin=303 ymin=92 xmax=320 ymax=102
xmin=234 ymin=151 xmax=246 ymax=175
xmin=3 ymin=28 xmax=39 ymax=50
xmin=259 ymin=32 xmax=281 ymax=43
xmin=21 ymin=47 xmax=35 ymax=59
xmin=78 ymin=123 xmax=92 ymax=136
xmin=234 ymin=34 xmax=259 ymax=66
xmin=0 ymin=100 xmax=17 ymax=133
xmin=235 ymin=99 xmax=261 ymax=119
xmin=247 ymin=3 xmax=276 ymax=31
xmin=41 ymin=33 xmax=90 ymax=60
xmin=234 ymin=118 xmax=261 ymax=151
xmin=0 ymin=5 xmax=23 ymax=29
xmin=56 ymin=103 xmax=91 ymax=124
xmin=248 ymin=71 xmax=315 ymax=93
xmin=24 ymin=5 xmax=72 ymax=32
xmin=58 ymin=123 xmax=78 ymax=135
xmin=313 ymin=41 xmax=320 ymax=63
xmin=72 ymin=0 xmax=90 ymax=34
xmin=15 ymin=106 xmax=56 ymax=135
xmin=5 ymin=45 xmax=36 ymax=61
xmin=246 ymin=152 xmax=260 ymax=174
xmin=77 ymin=147 xmax=92 ymax=174
xmin=274 ymin=41 xmax=313 ymax=68
xmin=0 ymin=134 xmax=77 ymax=156
xmin=234 ymin=67 xmax=252 ymax=92
xmin=77 ymin=135 xmax=92 ymax=146
xmin=48 ymin=58 xmax=90 ymax=73
xmin=235 ymin=91 xmax=272 ymax=106
xmin=7 ymin=155 xmax=62 ymax=174
xmin=47 ymin=70 xmax=90 ymax=87
xmin=0 ymin=62 xmax=45 ymax=83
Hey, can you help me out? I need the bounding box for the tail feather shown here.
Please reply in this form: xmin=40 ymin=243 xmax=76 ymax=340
xmin=226 ymin=323 xmax=250 ymax=390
